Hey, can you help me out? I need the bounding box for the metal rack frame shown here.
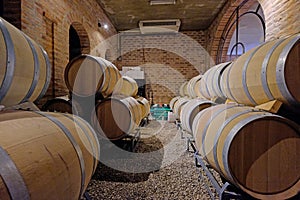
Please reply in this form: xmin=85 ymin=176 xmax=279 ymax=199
xmin=194 ymin=152 xmax=255 ymax=200
xmin=176 ymin=118 xmax=252 ymax=200
xmin=176 ymin=120 xmax=196 ymax=152
xmin=83 ymin=191 xmax=92 ymax=200
xmin=106 ymin=128 xmax=141 ymax=152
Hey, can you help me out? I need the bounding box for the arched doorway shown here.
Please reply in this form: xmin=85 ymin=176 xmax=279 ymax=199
xmin=217 ymin=0 xmax=265 ymax=63
xmin=69 ymin=22 xmax=90 ymax=61
xmin=69 ymin=25 xmax=82 ymax=61
xmin=0 ymin=0 xmax=4 ymax=17
xmin=0 ymin=0 xmax=21 ymax=28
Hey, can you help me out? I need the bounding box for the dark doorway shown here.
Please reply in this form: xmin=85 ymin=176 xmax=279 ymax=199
xmin=69 ymin=25 xmax=82 ymax=61
xmin=0 ymin=0 xmax=21 ymax=28
xmin=0 ymin=0 xmax=4 ymax=17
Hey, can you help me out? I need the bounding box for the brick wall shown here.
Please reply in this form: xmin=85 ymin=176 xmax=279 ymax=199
xmin=113 ymin=31 xmax=210 ymax=104
xmin=20 ymin=0 xmax=117 ymax=105
xmin=259 ymin=0 xmax=300 ymax=41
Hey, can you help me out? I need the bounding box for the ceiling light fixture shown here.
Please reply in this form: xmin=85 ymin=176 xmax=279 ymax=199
xmin=98 ymin=20 xmax=109 ymax=30
xmin=150 ymin=0 xmax=176 ymax=6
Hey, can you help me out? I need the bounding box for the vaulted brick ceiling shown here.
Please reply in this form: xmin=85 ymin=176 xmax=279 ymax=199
xmin=96 ymin=0 xmax=227 ymax=31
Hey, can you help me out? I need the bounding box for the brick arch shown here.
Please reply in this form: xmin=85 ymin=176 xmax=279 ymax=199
xmin=208 ymin=0 xmax=263 ymax=64
xmin=61 ymin=11 xmax=92 ymax=62
xmin=70 ymin=22 xmax=90 ymax=54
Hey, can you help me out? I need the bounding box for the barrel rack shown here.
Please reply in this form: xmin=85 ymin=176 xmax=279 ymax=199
xmin=193 ymin=152 xmax=254 ymax=200
xmin=83 ymin=191 xmax=92 ymax=200
xmin=140 ymin=116 xmax=149 ymax=127
xmin=176 ymin=120 xmax=196 ymax=152
xmin=111 ymin=128 xmax=141 ymax=152
xmin=176 ymin=119 xmax=255 ymax=200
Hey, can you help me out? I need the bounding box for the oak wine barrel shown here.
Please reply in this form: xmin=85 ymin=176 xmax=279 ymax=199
xmin=193 ymin=104 xmax=300 ymax=199
xmin=0 ymin=111 xmax=100 ymax=200
xmin=179 ymin=81 xmax=189 ymax=97
xmin=41 ymin=96 xmax=74 ymax=114
xmin=65 ymin=55 xmax=121 ymax=98
xmin=114 ymin=76 xmax=138 ymax=97
xmin=173 ymin=97 xmax=190 ymax=119
xmin=221 ymin=33 xmax=300 ymax=107
xmin=136 ymin=96 xmax=150 ymax=118
xmin=198 ymin=74 xmax=210 ymax=100
xmin=205 ymin=62 xmax=231 ymax=99
xmin=194 ymin=78 xmax=205 ymax=98
xmin=187 ymin=75 xmax=202 ymax=98
xmin=199 ymin=62 xmax=231 ymax=100
xmin=0 ymin=17 xmax=51 ymax=107
xmin=169 ymin=96 xmax=180 ymax=111
xmin=180 ymin=98 xmax=214 ymax=134
xmin=92 ymin=96 xmax=142 ymax=140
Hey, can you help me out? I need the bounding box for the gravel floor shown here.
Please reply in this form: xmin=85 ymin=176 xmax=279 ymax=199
xmin=83 ymin=120 xmax=221 ymax=200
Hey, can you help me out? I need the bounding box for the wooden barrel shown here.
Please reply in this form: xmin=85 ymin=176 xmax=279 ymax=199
xmin=220 ymin=63 xmax=235 ymax=102
xmin=92 ymin=96 xmax=142 ymax=140
xmin=187 ymin=75 xmax=202 ymax=98
xmin=0 ymin=111 xmax=100 ymax=200
xmin=180 ymin=98 xmax=214 ymax=134
xmin=65 ymin=55 xmax=121 ymax=98
xmin=193 ymin=104 xmax=300 ymax=199
xmin=221 ymin=33 xmax=300 ymax=107
xmin=194 ymin=77 xmax=205 ymax=98
xmin=206 ymin=62 xmax=231 ymax=99
xmin=41 ymin=96 xmax=74 ymax=114
xmin=136 ymin=96 xmax=150 ymax=118
xmin=179 ymin=81 xmax=189 ymax=97
xmin=169 ymin=96 xmax=180 ymax=111
xmin=173 ymin=97 xmax=190 ymax=119
xmin=113 ymin=76 xmax=138 ymax=97
xmin=198 ymin=76 xmax=210 ymax=100
xmin=0 ymin=17 xmax=51 ymax=107
xmin=199 ymin=62 xmax=231 ymax=100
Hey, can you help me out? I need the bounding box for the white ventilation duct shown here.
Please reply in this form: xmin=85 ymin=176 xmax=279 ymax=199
xmin=139 ymin=19 xmax=181 ymax=34
xmin=150 ymin=0 xmax=176 ymax=5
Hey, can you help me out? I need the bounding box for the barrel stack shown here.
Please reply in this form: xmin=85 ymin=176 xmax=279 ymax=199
xmin=221 ymin=33 xmax=300 ymax=108
xmin=63 ymin=54 xmax=122 ymax=118
xmin=0 ymin=17 xmax=99 ymax=199
xmin=170 ymin=81 xmax=192 ymax=120
xmin=171 ymin=33 xmax=300 ymax=199
xmin=192 ymin=104 xmax=300 ymax=200
xmin=63 ymin=54 xmax=150 ymax=140
xmin=180 ymin=99 xmax=215 ymax=134
xmin=65 ymin=55 xmax=121 ymax=99
xmin=198 ymin=62 xmax=231 ymax=103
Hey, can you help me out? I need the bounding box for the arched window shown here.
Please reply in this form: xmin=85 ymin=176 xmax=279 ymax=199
xmin=217 ymin=0 xmax=265 ymax=63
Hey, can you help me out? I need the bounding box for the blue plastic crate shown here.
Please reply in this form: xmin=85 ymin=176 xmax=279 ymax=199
xmin=150 ymin=106 xmax=171 ymax=120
